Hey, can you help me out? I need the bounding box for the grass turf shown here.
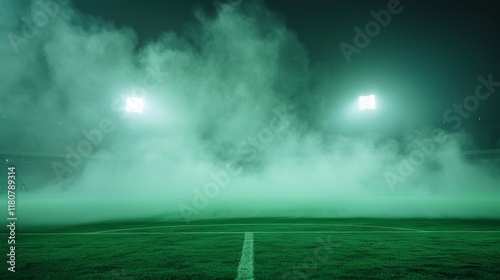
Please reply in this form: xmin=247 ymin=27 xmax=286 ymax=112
xmin=1 ymin=218 xmax=499 ymax=279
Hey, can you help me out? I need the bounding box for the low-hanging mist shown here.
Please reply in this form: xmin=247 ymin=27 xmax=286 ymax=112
xmin=1 ymin=0 xmax=499 ymax=226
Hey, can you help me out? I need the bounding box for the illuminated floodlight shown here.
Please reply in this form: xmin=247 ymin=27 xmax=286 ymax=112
xmin=126 ymin=96 xmax=144 ymax=113
xmin=358 ymin=94 xmax=376 ymax=110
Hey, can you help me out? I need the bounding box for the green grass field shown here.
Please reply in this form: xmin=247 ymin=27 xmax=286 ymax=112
xmin=2 ymin=218 xmax=500 ymax=279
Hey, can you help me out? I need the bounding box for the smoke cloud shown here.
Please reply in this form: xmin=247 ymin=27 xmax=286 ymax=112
xmin=1 ymin=0 xmax=499 ymax=226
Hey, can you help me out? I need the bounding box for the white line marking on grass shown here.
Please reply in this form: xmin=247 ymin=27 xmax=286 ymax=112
xmin=92 ymin=223 xmax=417 ymax=234
xmin=5 ymin=230 xmax=500 ymax=236
xmin=332 ymin=223 xmax=417 ymax=231
xmin=236 ymin=232 xmax=254 ymax=280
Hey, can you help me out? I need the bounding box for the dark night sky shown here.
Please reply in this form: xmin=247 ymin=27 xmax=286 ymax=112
xmin=71 ymin=0 xmax=500 ymax=131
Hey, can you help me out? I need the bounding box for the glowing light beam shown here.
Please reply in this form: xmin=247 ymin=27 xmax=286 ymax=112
xmin=359 ymin=94 xmax=376 ymax=110
xmin=126 ymin=96 xmax=144 ymax=113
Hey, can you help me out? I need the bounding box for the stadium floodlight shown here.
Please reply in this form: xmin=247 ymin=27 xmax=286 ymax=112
xmin=358 ymin=94 xmax=376 ymax=110
xmin=126 ymin=96 xmax=144 ymax=113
